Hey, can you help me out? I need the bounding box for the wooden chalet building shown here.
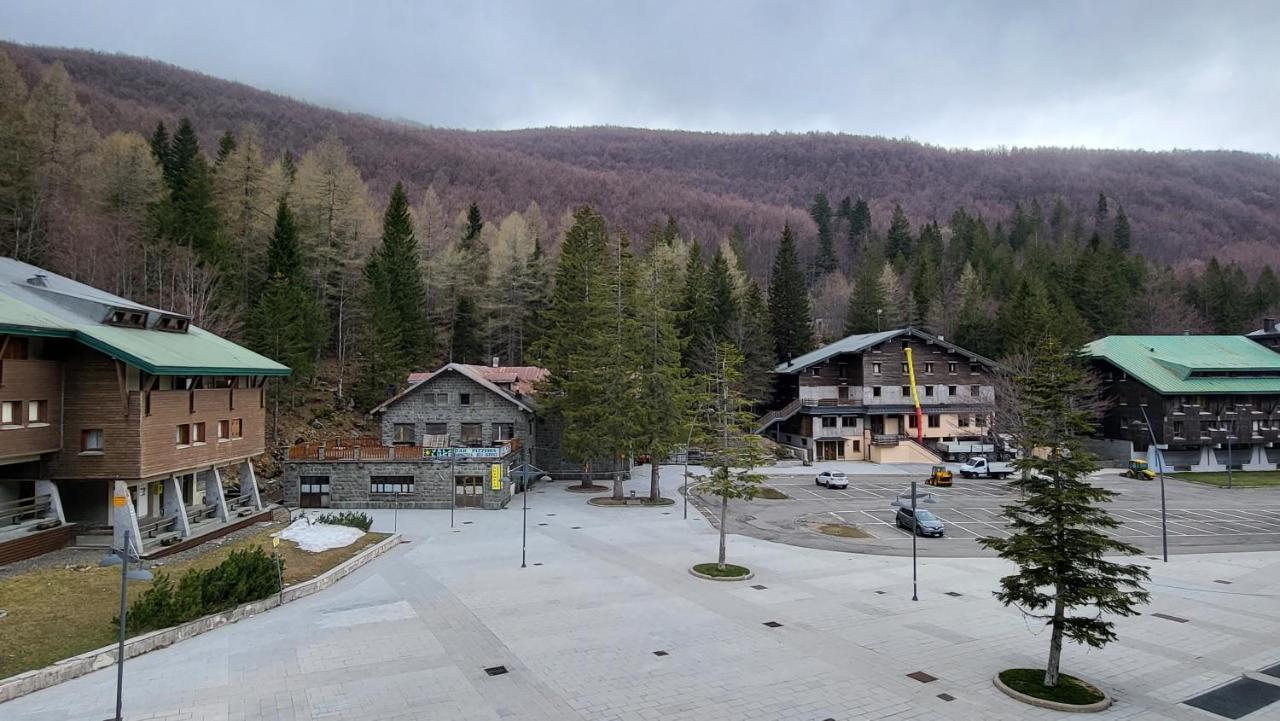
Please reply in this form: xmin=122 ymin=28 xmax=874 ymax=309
xmin=757 ymin=327 xmax=1000 ymax=463
xmin=0 ymin=259 xmax=289 ymax=562
xmin=1086 ymin=335 xmax=1280 ymax=471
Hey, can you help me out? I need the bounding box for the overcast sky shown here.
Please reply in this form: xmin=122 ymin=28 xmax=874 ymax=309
xmin=5 ymin=0 xmax=1279 ymax=153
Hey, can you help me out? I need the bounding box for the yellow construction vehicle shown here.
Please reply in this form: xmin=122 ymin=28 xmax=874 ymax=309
xmin=1124 ymin=459 xmax=1156 ymax=480
xmin=926 ymin=465 xmax=953 ymax=487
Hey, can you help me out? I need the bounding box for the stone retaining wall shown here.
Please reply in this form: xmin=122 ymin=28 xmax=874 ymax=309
xmin=0 ymin=533 xmax=402 ymax=703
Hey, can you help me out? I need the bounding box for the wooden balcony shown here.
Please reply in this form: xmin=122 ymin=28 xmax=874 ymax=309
xmin=288 ymin=437 xmax=521 ymax=462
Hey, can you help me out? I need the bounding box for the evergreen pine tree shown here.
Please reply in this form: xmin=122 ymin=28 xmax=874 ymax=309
xmin=1112 ymin=205 xmax=1131 ymax=252
xmin=280 ymin=149 xmax=297 ymax=184
xmin=463 ymin=202 xmax=484 ymax=244
xmin=148 ymin=121 xmax=170 ymax=171
xmin=885 ymin=204 xmax=913 ymax=267
xmin=1253 ymin=265 xmax=1280 ymax=318
xmin=849 ymin=197 xmax=872 ymax=252
xmin=845 ymin=250 xmax=887 ymax=334
xmin=677 ymin=240 xmax=714 ymax=372
xmin=247 ymin=200 xmax=325 ymax=387
xmin=707 ymin=249 xmax=739 ymax=343
xmin=979 ymin=337 xmax=1149 ymax=688
xmin=521 ymin=237 xmax=553 ymax=356
xmin=215 ymin=130 xmax=237 ymax=165
xmin=450 ymin=294 xmax=484 ymax=363
xmin=735 ymin=281 xmax=776 ymax=406
xmin=1094 ymin=191 xmax=1110 ymax=233
xmin=767 ymin=224 xmax=813 ymax=362
xmin=810 ymin=192 xmax=836 ymax=276
xmin=157 ymin=118 xmax=224 ymax=263
xmin=1000 ymin=275 xmax=1056 ymax=355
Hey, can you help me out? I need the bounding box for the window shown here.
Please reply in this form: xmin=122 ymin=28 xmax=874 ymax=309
xmin=0 ymin=401 xmax=18 ymax=427
xmin=393 ymin=423 xmax=415 ymax=445
xmin=958 ymin=415 xmax=970 ymax=428
xmin=970 ymin=363 xmax=981 ymax=373
xmin=970 ymin=385 xmax=980 ymax=397
xmin=809 ymin=367 xmax=821 ymax=376
xmin=841 ymin=416 xmax=857 ymax=427
xmin=948 ymin=361 xmax=957 ymax=373
xmin=107 ymin=309 xmax=147 ymax=328
xmin=838 ymin=364 xmax=848 ymax=378
xmin=176 ymin=424 xmax=191 ymax=446
xmin=26 ymin=400 xmax=47 ymax=424
xmin=460 ymin=393 xmax=472 ymax=406
xmin=424 ymin=422 xmax=447 ymax=436
xmin=901 ymin=386 xmax=911 ymax=397
xmin=908 ymin=415 xmax=919 ymax=429
xmin=901 ymin=362 xmax=909 ymax=373
xmin=433 ymin=392 xmax=449 ymax=404
xmin=299 ymin=476 xmax=330 ymax=508
xmin=155 ymin=316 xmax=188 ymax=332
xmin=975 ymin=415 xmax=987 ymax=428
xmin=370 ymin=475 xmax=414 ymax=494
xmin=850 ymin=440 xmax=861 ymax=453
xmin=870 ymin=386 xmax=881 ymax=397
xmin=822 ymin=417 xmax=838 ymax=428
xmin=461 ymin=422 xmax=483 ymax=445
xmin=1172 ymin=421 xmax=1184 ymax=437
xmin=192 ymin=422 xmax=206 ymax=444
xmin=217 ymin=419 xmax=230 ymax=440
xmin=872 ymin=362 xmax=882 ymax=374
xmin=493 ymin=422 xmax=515 ymax=441
xmin=924 ymin=386 xmax=934 ymax=397
xmin=229 ymin=418 xmax=242 ymax=439
xmin=924 ymin=362 xmax=934 ymax=373
xmin=81 ymin=428 xmax=104 ymax=452
xmin=948 ymin=385 xmax=957 ymax=396
xmin=927 ymin=415 xmax=941 ymax=428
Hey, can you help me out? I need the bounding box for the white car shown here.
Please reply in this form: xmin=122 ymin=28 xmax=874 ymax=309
xmin=815 ymin=470 xmax=849 ymax=489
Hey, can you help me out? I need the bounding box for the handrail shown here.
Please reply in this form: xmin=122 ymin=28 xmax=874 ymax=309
xmin=0 ymin=495 xmax=53 ymax=525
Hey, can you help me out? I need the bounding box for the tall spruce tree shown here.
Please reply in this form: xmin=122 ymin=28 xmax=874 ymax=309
xmin=845 ymin=250 xmax=887 ymax=334
xmin=157 ymin=118 xmax=223 ymax=263
xmin=734 ymin=281 xmax=776 ymax=406
xmin=450 ymin=294 xmax=484 ymax=364
xmin=979 ymin=337 xmax=1149 ymax=688
xmin=632 ymin=245 xmax=691 ymax=500
xmin=215 ymin=130 xmax=237 ymax=165
xmin=848 ymin=197 xmax=871 ymax=254
xmin=463 ymin=202 xmax=484 ymax=244
xmin=810 ymin=192 xmax=837 ymax=276
xmin=677 ymin=240 xmax=714 ymax=372
xmin=767 ymin=224 xmax=813 ymax=362
xmin=707 ymin=249 xmax=739 ymax=343
xmin=1112 ymin=206 xmax=1131 ymax=252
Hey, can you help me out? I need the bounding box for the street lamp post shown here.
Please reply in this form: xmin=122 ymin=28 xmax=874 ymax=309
xmin=99 ymin=529 xmax=153 ymax=721
xmin=910 ymin=481 xmax=919 ymax=602
xmin=1137 ymin=404 xmax=1170 ymax=563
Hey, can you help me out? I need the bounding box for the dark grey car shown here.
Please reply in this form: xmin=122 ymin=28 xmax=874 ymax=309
xmin=895 ymin=507 xmax=944 ymax=537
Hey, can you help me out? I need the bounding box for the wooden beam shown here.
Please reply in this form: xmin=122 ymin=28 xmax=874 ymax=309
xmin=114 ymin=360 xmax=129 ymax=417
xmin=0 ymin=335 xmax=8 ymax=387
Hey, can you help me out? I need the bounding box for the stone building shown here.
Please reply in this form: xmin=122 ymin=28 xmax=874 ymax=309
xmin=282 ymin=364 xmax=542 ymax=510
xmin=757 ymin=327 xmax=999 ymax=463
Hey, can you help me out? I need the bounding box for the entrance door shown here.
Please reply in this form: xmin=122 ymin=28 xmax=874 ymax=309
xmin=870 ymin=416 xmax=885 ymax=435
xmin=817 ymin=441 xmax=842 ymax=461
xmin=299 ymin=476 xmax=330 ymax=508
xmin=455 ymin=476 xmax=484 ymax=508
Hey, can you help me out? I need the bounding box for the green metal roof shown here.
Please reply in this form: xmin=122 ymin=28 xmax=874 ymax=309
xmin=1084 ymin=335 xmax=1280 ymax=394
xmin=774 ymin=326 xmax=1000 ymax=374
xmin=0 ymin=259 xmax=289 ymax=377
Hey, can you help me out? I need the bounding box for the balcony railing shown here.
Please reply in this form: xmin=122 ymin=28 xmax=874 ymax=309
xmin=288 ymin=437 xmax=522 ymax=461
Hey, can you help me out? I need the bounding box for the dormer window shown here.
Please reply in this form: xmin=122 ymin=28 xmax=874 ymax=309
xmin=156 ymin=315 xmax=189 ymax=333
xmin=107 ymin=309 xmax=147 ymax=328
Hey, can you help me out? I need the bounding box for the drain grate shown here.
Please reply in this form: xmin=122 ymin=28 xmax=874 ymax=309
xmin=874 ymin=590 xmax=886 ymax=595
xmin=484 ymin=666 xmax=508 ymax=676
xmin=1184 ymin=677 xmax=1280 ymax=719
xmin=533 ymin=562 xmax=543 ymax=566
xmin=763 ymin=621 xmax=783 ymax=628
xmin=907 ymin=671 xmax=938 ymax=683
xmin=463 ymin=521 xmax=473 ymax=525
xmin=751 ymin=584 xmax=767 ymax=590
xmin=1153 ymin=612 xmax=1189 ymax=623
xmin=944 ymin=591 xmax=963 ymax=597
xmin=537 ymin=523 xmax=548 ymax=526
xmin=1214 ymin=579 xmax=1233 ymax=585
xmin=653 ymin=650 xmax=668 ymax=656
xmin=937 ymin=693 xmax=955 ymax=701
xmin=571 ymin=526 xmax=582 ymax=530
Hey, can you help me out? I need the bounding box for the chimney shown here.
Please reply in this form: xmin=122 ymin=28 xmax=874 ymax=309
xmin=26 ymin=273 xmax=47 ymax=287
xmin=492 ymin=356 xmax=500 ymax=368
xmin=1266 ymin=317 xmax=1278 ymax=333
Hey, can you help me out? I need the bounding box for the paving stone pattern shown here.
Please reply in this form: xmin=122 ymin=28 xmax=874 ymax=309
xmin=4 ymin=468 xmax=1280 ymax=720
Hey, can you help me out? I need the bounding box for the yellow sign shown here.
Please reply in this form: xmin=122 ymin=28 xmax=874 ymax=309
xmin=271 ymin=535 xmax=280 ymax=548
xmin=490 ymin=464 xmax=502 ymax=490
xmin=112 ymin=495 xmax=127 ymax=508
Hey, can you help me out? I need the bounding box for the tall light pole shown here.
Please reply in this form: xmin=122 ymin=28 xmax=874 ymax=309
xmin=910 ymin=481 xmax=919 ymax=602
xmin=98 ymin=529 xmax=153 ymax=721
xmin=1137 ymin=404 xmax=1169 ymax=562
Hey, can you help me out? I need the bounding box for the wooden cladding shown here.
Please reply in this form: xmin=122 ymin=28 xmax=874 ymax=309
xmin=0 ymin=358 xmax=63 ymax=459
xmin=139 ymin=388 xmax=265 ymax=478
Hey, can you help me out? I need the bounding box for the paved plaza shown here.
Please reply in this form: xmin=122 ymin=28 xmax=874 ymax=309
xmin=4 ymin=466 xmax=1280 ymax=720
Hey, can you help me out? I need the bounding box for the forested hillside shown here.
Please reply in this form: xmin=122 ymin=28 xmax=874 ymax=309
xmin=0 ymin=44 xmax=1277 ymax=434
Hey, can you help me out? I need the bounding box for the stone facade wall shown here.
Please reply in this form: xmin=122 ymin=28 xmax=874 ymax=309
xmin=284 ymin=458 xmax=513 ymax=510
xmin=378 ymin=371 xmax=532 ymax=448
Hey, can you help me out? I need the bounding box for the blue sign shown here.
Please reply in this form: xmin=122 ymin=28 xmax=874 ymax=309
xmin=422 ymin=447 xmax=503 ymax=459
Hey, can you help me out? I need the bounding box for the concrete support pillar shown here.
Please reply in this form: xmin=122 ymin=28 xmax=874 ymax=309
xmin=240 ymin=460 xmax=263 ymax=511
xmin=203 ymin=467 xmax=230 ymax=521
xmin=165 ymin=476 xmax=191 ymax=537
xmin=111 ymin=481 xmax=143 ymax=556
xmin=1242 ymin=444 xmax=1271 ymax=471
xmin=34 ymin=480 xmax=66 ymax=524
xmin=1194 ymin=444 xmax=1225 ymax=472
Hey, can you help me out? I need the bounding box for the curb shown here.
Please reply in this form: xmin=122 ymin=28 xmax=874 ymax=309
xmin=689 ymin=566 xmax=755 ymax=582
xmin=993 ymin=673 xmax=1113 ymax=713
xmin=0 ymin=533 xmax=402 ymax=704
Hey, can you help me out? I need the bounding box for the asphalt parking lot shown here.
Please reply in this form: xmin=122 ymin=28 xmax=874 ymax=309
xmin=705 ymin=468 xmax=1280 ymax=557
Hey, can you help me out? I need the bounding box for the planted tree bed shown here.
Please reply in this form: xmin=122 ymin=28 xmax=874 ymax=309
xmin=690 ymin=562 xmax=752 ymax=579
xmin=997 ymin=669 xmax=1107 ymax=707
xmin=588 ymin=497 xmax=675 ymax=506
xmin=564 ymin=484 xmax=611 ymax=493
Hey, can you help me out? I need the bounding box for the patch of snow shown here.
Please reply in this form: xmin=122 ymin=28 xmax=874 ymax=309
xmin=279 ymin=519 xmax=364 ymax=553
